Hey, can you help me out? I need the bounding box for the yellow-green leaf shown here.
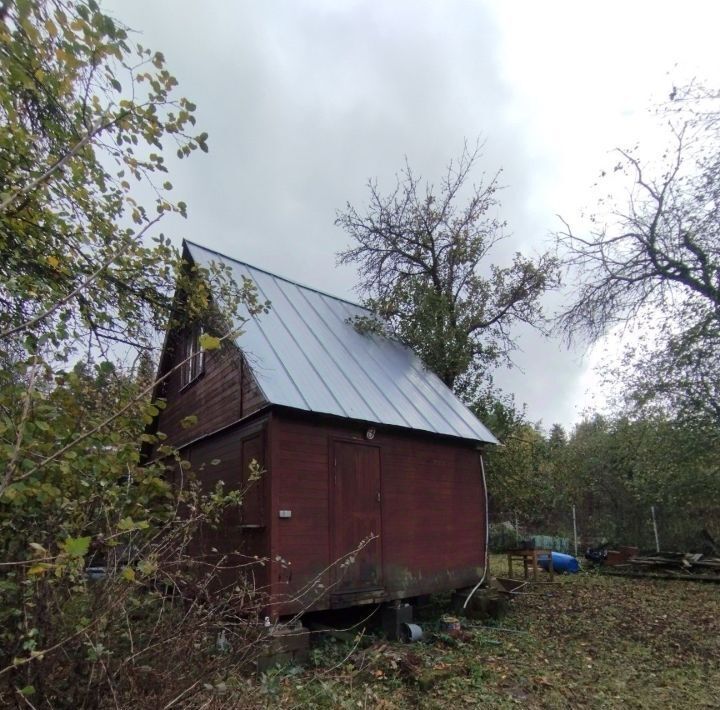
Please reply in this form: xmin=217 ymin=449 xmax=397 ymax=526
xmin=138 ymin=559 xmax=157 ymax=576
xmin=62 ymin=536 xmax=91 ymax=557
xmin=28 ymin=564 xmax=51 ymax=576
xmin=180 ymin=415 xmax=198 ymax=429
xmin=199 ymin=333 xmax=220 ymax=350
xmin=118 ymin=517 xmax=149 ymax=531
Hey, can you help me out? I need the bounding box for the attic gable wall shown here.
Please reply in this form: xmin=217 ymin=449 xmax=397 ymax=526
xmin=155 ymin=326 xmax=267 ymax=448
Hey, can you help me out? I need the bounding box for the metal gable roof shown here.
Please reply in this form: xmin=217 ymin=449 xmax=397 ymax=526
xmin=185 ymin=241 xmax=498 ymax=445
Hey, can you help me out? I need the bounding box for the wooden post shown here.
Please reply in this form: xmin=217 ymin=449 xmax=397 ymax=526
xmin=572 ymin=505 xmax=578 ymax=557
xmin=548 ymin=550 xmax=554 ymax=582
xmin=651 ymin=505 xmax=660 ymax=552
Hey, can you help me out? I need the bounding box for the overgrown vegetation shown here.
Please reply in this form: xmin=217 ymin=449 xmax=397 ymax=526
xmin=0 ymin=1 xmax=267 ymax=705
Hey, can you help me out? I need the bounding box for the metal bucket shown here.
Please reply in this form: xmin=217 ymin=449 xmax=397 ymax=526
xmin=440 ymin=615 xmax=462 ymax=636
xmin=400 ymin=622 xmax=423 ymax=643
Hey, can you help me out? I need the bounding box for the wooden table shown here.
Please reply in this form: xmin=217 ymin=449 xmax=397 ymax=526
xmin=506 ymin=548 xmax=554 ymax=581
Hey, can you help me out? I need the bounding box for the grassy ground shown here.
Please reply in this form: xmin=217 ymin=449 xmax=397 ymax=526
xmin=219 ymin=556 xmax=720 ymax=708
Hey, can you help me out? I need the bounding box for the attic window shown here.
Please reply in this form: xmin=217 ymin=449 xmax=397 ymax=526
xmin=181 ymin=323 xmax=205 ymax=388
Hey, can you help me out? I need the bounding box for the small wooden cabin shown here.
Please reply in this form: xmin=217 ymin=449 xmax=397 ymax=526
xmin=152 ymin=240 xmax=498 ymax=616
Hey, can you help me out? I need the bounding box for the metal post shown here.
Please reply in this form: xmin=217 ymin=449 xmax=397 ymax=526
xmin=651 ymin=505 xmax=660 ymax=552
xmin=572 ymin=504 xmax=578 ymax=557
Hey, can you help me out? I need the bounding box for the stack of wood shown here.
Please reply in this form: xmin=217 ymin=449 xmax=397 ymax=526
xmin=605 ymin=552 xmax=720 ymax=582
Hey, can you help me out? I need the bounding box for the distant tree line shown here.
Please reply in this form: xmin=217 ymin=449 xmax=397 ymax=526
xmin=482 ymin=413 xmax=720 ymax=551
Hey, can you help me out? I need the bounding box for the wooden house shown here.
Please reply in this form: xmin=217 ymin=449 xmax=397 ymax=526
xmin=151 ymin=240 xmax=498 ymax=616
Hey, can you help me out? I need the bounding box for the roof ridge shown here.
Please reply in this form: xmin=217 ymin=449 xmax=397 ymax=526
xmin=183 ymin=239 xmax=371 ymax=313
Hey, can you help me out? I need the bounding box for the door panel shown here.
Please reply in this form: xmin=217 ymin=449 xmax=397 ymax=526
xmin=332 ymin=441 xmax=382 ymax=592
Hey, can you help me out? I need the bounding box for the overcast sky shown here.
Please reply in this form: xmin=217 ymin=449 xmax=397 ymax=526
xmin=108 ymin=0 xmax=720 ymax=430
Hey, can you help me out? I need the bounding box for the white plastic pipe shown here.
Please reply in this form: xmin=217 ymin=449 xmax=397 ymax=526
xmin=463 ymin=453 xmax=490 ymax=609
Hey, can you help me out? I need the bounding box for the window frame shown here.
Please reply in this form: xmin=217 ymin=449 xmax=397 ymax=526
xmin=180 ymin=323 xmax=205 ymax=390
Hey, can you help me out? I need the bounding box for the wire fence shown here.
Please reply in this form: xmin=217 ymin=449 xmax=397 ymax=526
xmin=491 ymin=503 xmax=718 ymax=556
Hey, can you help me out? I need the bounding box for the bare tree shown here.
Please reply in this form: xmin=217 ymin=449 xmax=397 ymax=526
xmin=558 ymin=82 xmax=720 ymax=422
xmin=336 ymin=142 xmax=558 ymax=392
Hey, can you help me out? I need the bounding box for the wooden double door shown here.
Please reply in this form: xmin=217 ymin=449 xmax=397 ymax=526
xmin=331 ymin=440 xmax=383 ymax=593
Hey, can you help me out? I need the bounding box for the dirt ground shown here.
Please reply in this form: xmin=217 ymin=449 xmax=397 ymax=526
xmin=222 ymin=558 xmax=720 ymax=709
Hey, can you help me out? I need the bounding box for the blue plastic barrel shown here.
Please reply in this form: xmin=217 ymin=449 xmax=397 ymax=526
xmin=537 ymin=551 xmax=580 ymax=574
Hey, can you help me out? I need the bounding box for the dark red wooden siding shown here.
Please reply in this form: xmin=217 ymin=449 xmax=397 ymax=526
xmin=241 ymin=358 xmax=266 ymax=418
xmin=380 ymin=436 xmax=485 ymax=589
xmin=267 ymin=413 xmax=330 ymax=613
xmin=269 ymin=413 xmax=486 ymax=615
xmin=154 ymin=329 xmax=267 ymax=448
xmin=173 ymin=420 xmax=270 ymax=597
